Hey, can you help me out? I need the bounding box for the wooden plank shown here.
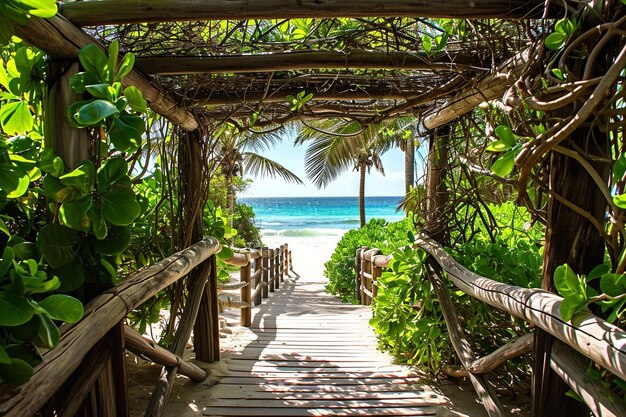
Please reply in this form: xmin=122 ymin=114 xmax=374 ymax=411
xmin=217 ymin=376 xmax=424 ymax=385
xmin=209 ymin=387 xmax=434 ymax=399
xmin=59 ymin=0 xmax=551 ymax=26
xmin=202 ymin=406 xmax=437 ymax=416
xmin=204 ymin=398 xmax=446 ymax=408
xmin=13 ymin=15 xmax=198 ymax=131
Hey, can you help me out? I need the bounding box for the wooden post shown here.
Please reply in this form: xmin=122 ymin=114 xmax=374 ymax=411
xmin=274 ymin=248 xmax=280 ymax=289
xmin=279 ymin=244 xmax=285 ymax=282
xmin=283 ymin=243 xmax=289 ymax=274
xmin=261 ymin=247 xmax=269 ymax=300
xmin=253 ymin=255 xmax=262 ymax=306
xmin=268 ymin=249 xmax=275 ymax=293
xmin=355 ymin=247 xmax=364 ymax=303
xmin=371 ymin=263 xmax=381 ymax=300
xmin=110 ymin=322 xmax=129 ymax=417
xmin=424 ymin=125 xmax=450 ymax=245
xmin=289 ymin=250 xmax=293 ymax=271
xmin=240 ymin=259 xmax=252 ymax=327
xmin=359 ymin=248 xmax=367 ymax=305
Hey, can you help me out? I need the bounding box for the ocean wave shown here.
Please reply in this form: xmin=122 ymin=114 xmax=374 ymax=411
xmin=262 ymin=228 xmax=346 ymax=237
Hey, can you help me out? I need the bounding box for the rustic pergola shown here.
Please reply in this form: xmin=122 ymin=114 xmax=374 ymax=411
xmin=5 ymin=1 xmax=626 ymax=417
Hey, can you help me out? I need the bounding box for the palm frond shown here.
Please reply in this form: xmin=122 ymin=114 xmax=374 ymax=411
xmin=243 ymin=153 xmax=304 ymax=184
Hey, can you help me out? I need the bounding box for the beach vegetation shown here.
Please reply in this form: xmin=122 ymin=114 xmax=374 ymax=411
xmin=370 ymin=202 xmax=543 ymax=376
xmin=324 ymin=218 xmax=415 ymax=303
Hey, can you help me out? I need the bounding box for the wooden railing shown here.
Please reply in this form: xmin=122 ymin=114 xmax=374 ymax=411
xmin=222 ymin=244 xmax=292 ymax=327
xmin=356 ymin=235 xmax=626 ymax=417
xmin=0 ymin=238 xmax=222 ymax=417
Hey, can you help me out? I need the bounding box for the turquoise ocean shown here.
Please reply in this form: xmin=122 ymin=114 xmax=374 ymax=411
xmin=240 ymin=196 xmax=405 ymax=238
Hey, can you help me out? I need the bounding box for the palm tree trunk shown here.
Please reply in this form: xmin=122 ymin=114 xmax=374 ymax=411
xmin=404 ymin=136 xmax=415 ymax=195
xmin=359 ymin=162 xmax=366 ymax=228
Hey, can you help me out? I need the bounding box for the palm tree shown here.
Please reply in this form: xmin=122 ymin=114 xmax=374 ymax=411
xmin=217 ymin=127 xmax=303 ymax=215
xmin=296 ymin=119 xmax=396 ymax=227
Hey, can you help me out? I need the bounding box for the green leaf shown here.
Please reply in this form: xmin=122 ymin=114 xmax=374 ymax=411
xmin=39 ymin=149 xmax=64 ymax=177
xmin=37 ymin=313 xmax=60 ymax=348
xmin=217 ymin=246 xmax=234 ymax=260
xmin=0 ymin=358 xmax=33 ymax=385
xmin=123 ymin=86 xmax=147 ymax=113
xmin=421 ymin=35 xmax=432 ymax=54
xmin=85 ymin=83 xmax=114 ymax=100
xmin=97 ymin=156 xmax=128 ymax=186
xmin=600 ymin=273 xmax=626 ymax=297
xmin=108 ymin=113 xmax=145 ymax=152
xmin=486 ymin=139 xmax=513 ymax=152
xmin=0 ymin=246 xmax=15 ymax=277
xmin=53 ymin=257 xmax=85 ymax=293
xmin=554 ymin=264 xmax=588 ymax=320
xmin=613 ymin=153 xmax=626 ymax=183
xmin=100 ymin=184 xmax=140 ymax=226
xmin=75 ymin=99 xmax=119 ymax=126
xmin=0 ymin=18 xmax=15 ymax=45
xmin=87 ymin=204 xmax=107 ymax=239
xmin=59 ymin=195 xmax=93 ymax=232
xmin=36 ymin=224 xmax=79 ymax=269
xmin=59 ymin=160 xmax=95 ymax=196
xmin=551 ymin=68 xmax=565 ymax=81
xmin=107 ymin=40 xmax=119 ymax=83
xmin=0 ymin=293 xmax=34 ymax=326
xmin=11 ymin=242 xmax=37 ymax=261
xmin=545 ymin=32 xmax=566 ymax=50
xmin=93 ymin=226 xmax=131 ymax=255
xmin=491 ymin=148 xmax=517 ymax=177
xmin=494 ymin=125 xmax=516 ymax=147
xmin=0 ymin=100 xmax=33 ymax=134
xmin=78 ymin=44 xmax=108 ymax=82
xmin=0 ymin=346 xmax=10 ymax=365
xmin=0 ymin=163 xmax=29 ymax=198
xmin=18 ymin=0 xmax=58 ymax=17
xmin=613 ymin=193 xmax=626 ymax=209
xmin=0 ymin=218 xmax=9 ymax=237
xmin=38 ymin=294 xmax=84 ymax=323
xmin=114 ymin=52 xmax=135 ymax=82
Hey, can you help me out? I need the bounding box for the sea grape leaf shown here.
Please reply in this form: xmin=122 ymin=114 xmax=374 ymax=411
xmin=554 ymin=264 xmax=588 ymax=321
xmin=0 ymin=293 xmax=34 ymax=326
xmin=93 ymin=226 xmax=131 ymax=255
xmin=114 ymin=52 xmax=135 ymax=82
xmin=75 ymin=99 xmax=119 ymax=126
xmin=97 ymin=156 xmax=128 ymax=186
xmin=600 ymin=273 xmax=626 ymax=297
xmin=100 ymin=184 xmax=140 ymax=226
xmin=0 ymin=100 xmax=33 ymax=135
xmin=0 ymin=164 xmax=29 ymax=198
xmin=124 ymin=86 xmax=147 ymax=113
xmin=59 ymin=160 xmax=95 ymax=196
xmin=78 ymin=44 xmax=108 ymax=82
xmin=0 ymin=358 xmax=33 ymax=385
xmin=38 ymin=294 xmax=84 ymax=323
xmin=53 ymin=257 xmax=85 ymax=293
xmin=37 ymin=313 xmax=60 ymax=348
xmin=59 ymin=195 xmax=93 ymax=232
xmin=36 ymin=224 xmax=79 ymax=269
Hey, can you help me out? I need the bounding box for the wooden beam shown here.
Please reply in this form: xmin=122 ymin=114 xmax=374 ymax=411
xmin=136 ymin=50 xmax=484 ymax=75
xmin=187 ymin=87 xmax=429 ymax=107
xmin=59 ymin=0 xmax=551 ymax=26
xmin=13 ymin=15 xmax=199 ymax=131
xmin=423 ymin=49 xmax=532 ymax=130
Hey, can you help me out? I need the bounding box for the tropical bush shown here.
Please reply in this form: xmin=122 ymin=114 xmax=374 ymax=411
xmin=324 ymin=218 xmax=415 ymax=303
xmin=370 ymin=202 xmax=544 ymax=375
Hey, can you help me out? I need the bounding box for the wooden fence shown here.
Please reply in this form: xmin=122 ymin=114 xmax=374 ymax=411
xmin=0 ymin=239 xmax=223 ymax=417
xmin=356 ymin=235 xmax=626 ymax=417
xmin=222 ymin=244 xmax=292 ymax=327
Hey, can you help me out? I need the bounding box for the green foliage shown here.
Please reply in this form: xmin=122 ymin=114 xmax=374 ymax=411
xmin=233 ymin=203 xmax=262 ymax=248
xmin=485 ymin=125 xmax=524 ymax=177
xmin=544 ymin=18 xmax=579 ymax=51
xmin=324 ymin=218 xmax=415 ymax=303
xmin=286 ymin=91 xmax=313 ymax=112
xmin=370 ymin=202 xmax=543 ymax=375
xmin=0 ymin=0 xmax=57 ymax=45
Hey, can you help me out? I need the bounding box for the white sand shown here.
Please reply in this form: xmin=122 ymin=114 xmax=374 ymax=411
xmin=261 ymin=233 xmax=344 ymax=278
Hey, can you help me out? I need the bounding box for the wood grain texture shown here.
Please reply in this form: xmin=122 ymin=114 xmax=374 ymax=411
xmin=60 ymin=0 xmax=551 ymax=26
xmin=178 ymin=270 xmax=450 ymax=417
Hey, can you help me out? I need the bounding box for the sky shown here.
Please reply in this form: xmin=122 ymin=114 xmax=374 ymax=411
xmin=242 ymin=135 xmax=410 ymax=198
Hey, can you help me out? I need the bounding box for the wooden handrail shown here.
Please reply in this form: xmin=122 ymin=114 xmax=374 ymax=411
xmin=356 ymin=235 xmax=626 ymax=417
xmin=221 ymin=244 xmax=292 ymax=327
xmin=0 ymin=238 xmax=221 ymax=417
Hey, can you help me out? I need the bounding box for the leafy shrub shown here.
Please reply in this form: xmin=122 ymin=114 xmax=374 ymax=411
xmin=233 ymin=203 xmax=262 ymax=248
xmin=370 ymin=202 xmax=544 ymax=375
xmin=324 ymin=218 xmax=414 ymax=303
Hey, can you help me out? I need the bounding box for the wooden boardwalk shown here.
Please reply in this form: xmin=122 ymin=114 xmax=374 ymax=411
xmin=200 ymin=271 xmax=450 ymax=416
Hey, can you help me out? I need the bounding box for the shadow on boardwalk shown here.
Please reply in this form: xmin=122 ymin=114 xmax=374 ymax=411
xmin=128 ymin=268 xmax=493 ymax=417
